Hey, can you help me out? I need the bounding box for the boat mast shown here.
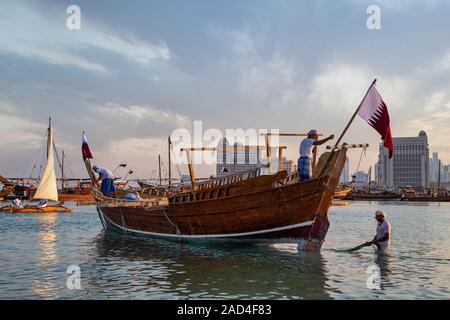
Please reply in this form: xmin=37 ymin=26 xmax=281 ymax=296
xmin=438 ymin=159 xmax=441 ymax=194
xmin=61 ymin=150 xmax=65 ymax=189
xmin=168 ymin=136 xmax=172 ymax=186
xmin=47 ymin=117 xmax=52 ymax=159
xmin=158 ymin=154 xmax=162 ymax=186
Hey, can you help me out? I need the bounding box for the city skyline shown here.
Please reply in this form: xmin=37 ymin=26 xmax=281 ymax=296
xmin=1 ymin=0 xmax=450 ymax=179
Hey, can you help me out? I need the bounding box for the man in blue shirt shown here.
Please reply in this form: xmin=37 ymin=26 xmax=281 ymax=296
xmin=298 ymin=130 xmax=334 ymax=181
xmin=93 ymin=165 xmax=116 ymax=195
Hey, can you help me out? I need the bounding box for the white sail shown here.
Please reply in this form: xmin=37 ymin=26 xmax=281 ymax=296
xmin=33 ymin=120 xmax=58 ymax=201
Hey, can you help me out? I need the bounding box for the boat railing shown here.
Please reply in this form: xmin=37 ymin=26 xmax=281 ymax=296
xmin=169 ymin=165 xmax=271 ymax=204
xmin=195 ymin=165 xmax=268 ymax=191
xmin=92 ymin=185 xmax=167 ymax=208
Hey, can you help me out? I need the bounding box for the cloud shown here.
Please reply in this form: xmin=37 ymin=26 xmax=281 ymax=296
xmin=407 ymin=89 xmax=450 ymax=137
xmin=221 ymin=30 xmax=302 ymax=105
xmin=307 ymin=64 xmax=373 ymax=113
xmin=97 ymin=103 xmax=190 ymax=128
xmin=349 ymin=0 xmax=444 ymax=10
xmin=0 ymin=102 xmax=47 ymax=150
xmin=0 ymin=2 xmax=170 ymax=73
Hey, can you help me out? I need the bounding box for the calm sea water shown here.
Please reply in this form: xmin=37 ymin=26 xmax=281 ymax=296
xmin=0 ymin=201 xmax=448 ymax=299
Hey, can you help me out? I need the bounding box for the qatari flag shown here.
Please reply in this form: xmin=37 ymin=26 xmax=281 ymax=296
xmin=357 ymin=84 xmax=393 ymax=158
xmin=81 ymin=132 xmax=93 ymax=160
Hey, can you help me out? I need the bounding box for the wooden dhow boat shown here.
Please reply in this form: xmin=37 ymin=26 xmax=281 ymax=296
xmin=0 ymin=175 xmax=15 ymax=199
xmin=0 ymin=118 xmax=72 ymax=213
xmin=84 ymin=79 xmax=392 ymax=251
xmin=83 ymin=131 xmax=369 ymax=251
xmin=334 ymin=186 xmax=352 ymax=200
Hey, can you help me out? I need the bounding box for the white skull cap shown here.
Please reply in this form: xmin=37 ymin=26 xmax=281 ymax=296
xmin=375 ymin=210 xmax=387 ymax=218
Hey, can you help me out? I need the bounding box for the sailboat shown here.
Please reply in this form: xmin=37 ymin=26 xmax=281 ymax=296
xmin=0 ymin=118 xmax=72 ymax=213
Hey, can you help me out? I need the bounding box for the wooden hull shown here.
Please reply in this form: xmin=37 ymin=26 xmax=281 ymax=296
xmin=0 ymin=189 xmax=13 ymax=199
xmin=98 ymin=174 xmax=333 ymax=245
xmin=91 ymin=149 xmax=348 ymax=250
xmin=345 ymin=193 xmax=400 ymax=201
xmin=402 ymin=196 xmax=450 ymax=202
xmin=58 ymin=193 xmax=94 ymax=201
xmin=0 ymin=205 xmax=72 ymax=213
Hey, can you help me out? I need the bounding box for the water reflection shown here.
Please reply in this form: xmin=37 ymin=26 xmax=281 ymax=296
xmin=91 ymin=231 xmax=333 ymax=299
xmin=32 ymin=213 xmax=58 ymax=298
xmin=375 ymin=255 xmax=393 ymax=291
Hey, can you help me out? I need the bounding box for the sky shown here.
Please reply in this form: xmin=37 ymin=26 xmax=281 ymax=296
xmin=1 ymin=0 xmax=450 ymax=179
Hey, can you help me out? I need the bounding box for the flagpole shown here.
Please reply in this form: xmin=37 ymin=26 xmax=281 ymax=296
xmin=333 ymin=78 xmax=377 ymax=148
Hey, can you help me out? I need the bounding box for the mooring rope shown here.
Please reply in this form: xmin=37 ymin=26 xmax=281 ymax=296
xmin=162 ymin=209 xmax=181 ymax=236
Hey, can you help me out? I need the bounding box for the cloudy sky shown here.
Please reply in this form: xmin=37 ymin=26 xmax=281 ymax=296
xmin=1 ymin=0 xmax=450 ymax=179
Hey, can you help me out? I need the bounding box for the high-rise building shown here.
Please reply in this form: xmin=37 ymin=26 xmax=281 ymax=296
xmin=339 ymin=157 xmax=349 ymax=184
xmin=374 ymin=162 xmax=382 ymax=187
xmin=216 ymin=138 xmax=262 ymax=176
xmin=377 ymin=131 xmax=429 ymax=189
xmin=443 ymin=164 xmax=450 ymax=183
xmin=280 ymin=157 xmax=295 ymax=173
xmin=353 ymin=170 xmax=369 ymax=183
xmin=430 ymin=152 xmax=439 ymax=183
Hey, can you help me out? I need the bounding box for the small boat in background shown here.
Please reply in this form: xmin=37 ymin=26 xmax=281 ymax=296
xmin=0 ymin=175 xmax=15 ymax=199
xmin=334 ymin=186 xmax=352 ymax=200
xmin=0 ymin=118 xmax=72 ymax=213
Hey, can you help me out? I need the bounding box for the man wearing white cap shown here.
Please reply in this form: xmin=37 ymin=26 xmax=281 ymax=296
xmin=298 ymin=130 xmax=334 ymax=181
xmin=92 ymin=165 xmax=116 ymax=195
xmin=366 ymin=210 xmax=391 ymax=255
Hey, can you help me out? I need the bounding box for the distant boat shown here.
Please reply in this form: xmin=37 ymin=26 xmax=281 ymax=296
xmin=334 ymin=186 xmax=352 ymax=199
xmin=0 ymin=118 xmax=72 ymax=213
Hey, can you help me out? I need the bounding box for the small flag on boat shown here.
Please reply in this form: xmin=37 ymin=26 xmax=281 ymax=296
xmin=82 ymin=132 xmax=93 ymax=160
xmin=357 ymin=83 xmax=394 ymax=158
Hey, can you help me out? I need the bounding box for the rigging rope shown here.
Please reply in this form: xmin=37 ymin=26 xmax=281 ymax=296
xmin=354 ymin=144 xmax=367 ymax=173
xmin=170 ymin=141 xmax=183 ymax=180
xmin=26 ymin=132 xmax=47 ymax=178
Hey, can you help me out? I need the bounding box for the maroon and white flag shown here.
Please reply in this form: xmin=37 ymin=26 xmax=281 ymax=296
xmin=357 ymin=84 xmax=393 ymax=158
xmin=81 ymin=132 xmax=93 ymax=160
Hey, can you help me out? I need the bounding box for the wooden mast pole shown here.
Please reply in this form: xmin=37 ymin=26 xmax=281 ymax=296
xmin=61 ymin=150 xmax=65 ymax=189
xmin=47 ymin=117 xmax=51 ymax=159
xmin=168 ymin=136 xmax=172 ymax=186
xmin=333 ymin=79 xmax=377 ymax=148
xmin=438 ymin=159 xmax=441 ymax=194
xmin=158 ymin=154 xmax=162 ymax=186
xmin=277 ymin=146 xmax=283 ymax=172
xmin=185 ymin=150 xmax=196 ymax=188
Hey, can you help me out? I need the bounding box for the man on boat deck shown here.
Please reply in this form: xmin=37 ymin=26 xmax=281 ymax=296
xmin=36 ymin=199 xmax=48 ymax=208
xmin=298 ymin=130 xmax=334 ymax=181
xmin=365 ymin=210 xmax=391 ymax=255
xmin=12 ymin=198 xmax=23 ymax=209
xmin=93 ymin=165 xmax=116 ymax=195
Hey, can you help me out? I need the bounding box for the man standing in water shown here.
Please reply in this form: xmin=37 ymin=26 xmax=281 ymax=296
xmin=298 ymin=130 xmax=334 ymax=181
xmin=366 ymin=210 xmax=391 ymax=255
